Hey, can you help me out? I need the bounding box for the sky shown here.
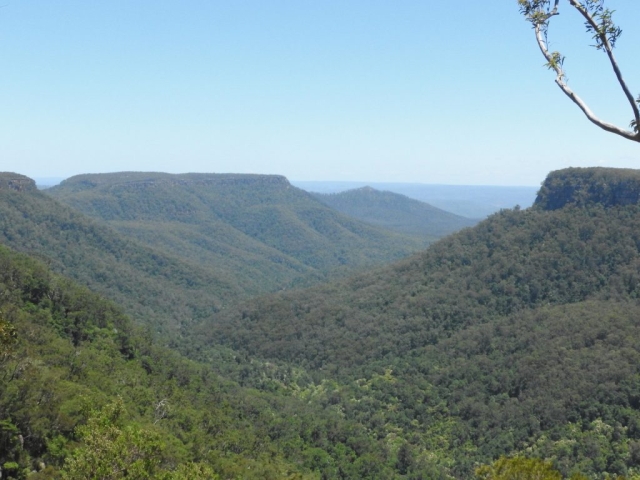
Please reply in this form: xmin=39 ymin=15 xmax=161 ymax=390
xmin=1 ymin=1 xmax=639 ymax=186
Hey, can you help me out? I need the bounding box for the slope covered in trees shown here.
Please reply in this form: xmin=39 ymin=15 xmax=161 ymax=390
xmin=0 ymin=243 xmax=414 ymax=479
xmin=0 ymin=173 xmax=243 ymax=337
xmin=189 ymin=168 xmax=640 ymax=478
xmin=311 ymin=187 xmax=477 ymax=238
xmin=0 ymin=172 xmax=427 ymax=340
xmin=47 ymin=172 xmax=429 ymax=287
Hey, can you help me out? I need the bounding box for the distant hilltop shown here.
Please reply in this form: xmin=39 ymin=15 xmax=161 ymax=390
xmin=57 ymin=172 xmax=291 ymax=192
xmin=535 ymin=167 xmax=640 ymax=210
xmin=0 ymin=172 xmax=37 ymax=192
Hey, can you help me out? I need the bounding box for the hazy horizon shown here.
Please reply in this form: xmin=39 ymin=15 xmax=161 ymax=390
xmin=2 ymin=1 xmax=638 ymax=185
xmin=30 ymin=173 xmax=542 ymax=189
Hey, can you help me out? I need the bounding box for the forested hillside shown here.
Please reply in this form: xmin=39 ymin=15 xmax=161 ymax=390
xmin=47 ymin=172 xmax=428 ymax=287
xmin=0 ymin=243 xmax=421 ymax=479
xmin=189 ymin=168 xmax=640 ymax=478
xmin=0 ymin=173 xmax=245 ymax=337
xmin=0 ymin=172 xmax=427 ymax=340
xmin=311 ymin=187 xmax=476 ymax=238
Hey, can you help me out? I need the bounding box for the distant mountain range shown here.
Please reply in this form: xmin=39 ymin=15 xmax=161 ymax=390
xmin=293 ymin=180 xmax=539 ymax=218
xmin=0 ymin=172 xmax=436 ymax=338
xmin=35 ymin=176 xmax=538 ymax=218
xmin=47 ymin=172 xmax=430 ymax=288
xmin=311 ymin=186 xmax=477 ymax=238
xmin=8 ymin=170 xmax=499 ymax=340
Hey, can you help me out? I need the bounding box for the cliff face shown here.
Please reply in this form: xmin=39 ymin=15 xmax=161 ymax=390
xmin=534 ymin=167 xmax=640 ymax=210
xmin=0 ymin=173 xmax=37 ymax=193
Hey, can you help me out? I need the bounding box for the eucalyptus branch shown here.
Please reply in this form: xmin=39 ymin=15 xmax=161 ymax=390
xmin=548 ymin=0 xmax=560 ymax=19
xmin=519 ymin=0 xmax=640 ymax=141
xmin=568 ymin=0 xmax=640 ymax=128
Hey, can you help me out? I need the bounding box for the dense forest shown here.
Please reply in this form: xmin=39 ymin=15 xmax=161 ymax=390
xmin=0 ymin=173 xmax=240 ymax=338
xmin=4 ymin=167 xmax=640 ymax=478
xmin=189 ymin=168 xmax=640 ymax=478
xmin=0 ymin=244 xmax=416 ymax=479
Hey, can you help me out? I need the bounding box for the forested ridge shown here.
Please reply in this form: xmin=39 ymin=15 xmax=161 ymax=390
xmin=311 ymin=186 xmax=477 ymax=238
xmin=0 ymin=174 xmax=241 ymax=338
xmin=4 ymin=167 xmax=640 ymax=478
xmin=0 ymin=172 xmax=422 ymax=339
xmin=47 ymin=172 xmax=429 ymax=289
xmin=201 ymin=200 xmax=640 ymax=370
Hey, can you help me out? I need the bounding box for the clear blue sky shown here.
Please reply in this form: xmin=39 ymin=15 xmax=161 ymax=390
xmin=1 ymin=1 xmax=639 ymax=186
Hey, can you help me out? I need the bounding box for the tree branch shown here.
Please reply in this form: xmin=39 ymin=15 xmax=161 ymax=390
xmin=533 ymin=20 xmax=639 ymax=142
xmin=567 ymin=0 xmax=640 ymax=128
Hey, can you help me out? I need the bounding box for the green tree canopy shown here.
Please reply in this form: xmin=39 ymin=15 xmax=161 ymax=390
xmin=61 ymin=398 xmax=219 ymax=480
xmin=475 ymin=457 xmax=586 ymax=480
xmin=0 ymin=316 xmax=16 ymax=357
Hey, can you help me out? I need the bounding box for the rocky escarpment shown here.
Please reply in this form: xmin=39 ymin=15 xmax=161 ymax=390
xmin=55 ymin=172 xmax=291 ymax=193
xmin=534 ymin=167 xmax=640 ymax=210
xmin=0 ymin=173 xmax=37 ymax=193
